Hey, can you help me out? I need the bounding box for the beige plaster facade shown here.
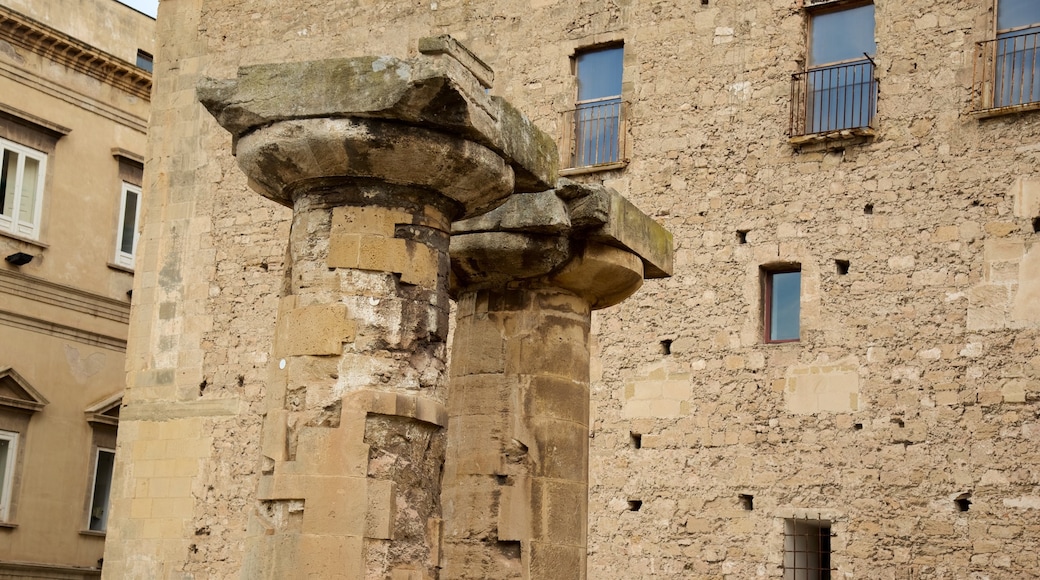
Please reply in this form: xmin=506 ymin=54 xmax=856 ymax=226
xmin=0 ymin=0 xmax=153 ymax=578
xmin=108 ymin=0 xmax=1040 ymax=578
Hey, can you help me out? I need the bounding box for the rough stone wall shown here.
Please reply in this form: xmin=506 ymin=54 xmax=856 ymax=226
xmin=110 ymin=0 xmax=1040 ymax=578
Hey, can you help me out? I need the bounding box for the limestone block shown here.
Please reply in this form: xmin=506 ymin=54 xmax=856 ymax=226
xmin=520 ymin=376 xmax=590 ymax=426
xmin=365 ymin=478 xmax=396 ymax=540
xmin=498 ymin=476 xmax=533 ymax=541
xmin=967 ymin=284 xmax=1010 ymax=331
xmin=784 ymin=360 xmax=862 ymax=414
xmin=526 ymin=418 xmax=587 ymax=481
xmin=333 ymin=206 xmax=416 ymax=237
xmin=1010 ymin=177 xmax=1040 ymax=218
xmin=528 ymin=542 xmax=585 ymax=579
xmin=277 ymin=304 xmax=357 ymax=356
xmin=1010 ymin=244 xmax=1040 ymax=327
xmin=300 ymin=477 xmax=370 ymax=536
xmin=549 ymin=243 xmax=645 ymax=309
xmin=452 ymin=190 xmax=571 ymax=234
xmin=261 ymin=409 xmax=289 ymax=462
xmin=299 ymin=535 xmax=364 ymax=580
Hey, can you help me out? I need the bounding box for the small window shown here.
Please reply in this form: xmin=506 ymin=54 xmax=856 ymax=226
xmin=764 ymin=267 xmax=801 ymax=343
xmin=0 ymin=431 xmax=17 ymax=522
xmin=87 ymin=448 xmax=115 ymax=532
xmin=564 ymin=45 xmax=624 ymax=169
xmin=136 ymin=50 xmax=154 ymax=73
xmin=791 ymin=3 xmax=877 ymax=136
xmin=784 ymin=518 xmax=834 ymax=579
xmin=115 ymin=182 xmax=141 ymax=268
xmin=0 ymin=137 xmax=47 ymax=240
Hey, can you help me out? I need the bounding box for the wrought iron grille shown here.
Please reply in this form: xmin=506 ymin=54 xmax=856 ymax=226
xmin=783 ymin=517 xmax=834 ymax=580
xmin=790 ymin=59 xmax=877 ymax=137
xmin=973 ymin=30 xmax=1040 ymax=113
xmin=561 ymin=98 xmax=625 ymax=169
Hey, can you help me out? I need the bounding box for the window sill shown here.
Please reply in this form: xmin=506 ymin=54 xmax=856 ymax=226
xmin=0 ymin=230 xmax=48 ymax=250
xmin=0 ymin=521 xmax=18 ymax=529
xmin=106 ymin=262 xmax=135 ymax=274
xmin=789 ymin=126 xmax=876 ymax=146
xmin=971 ymin=101 xmax=1040 ymax=119
xmin=79 ymin=529 xmax=106 ymax=537
xmin=560 ymin=160 xmax=628 ymax=176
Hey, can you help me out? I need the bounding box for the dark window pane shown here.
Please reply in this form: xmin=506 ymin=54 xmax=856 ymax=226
xmin=89 ymin=450 xmax=116 ymax=531
xmin=810 ymin=4 xmax=876 ymax=66
xmin=576 ymin=47 xmax=623 ymax=101
xmin=136 ymin=50 xmax=153 ymax=73
xmin=999 ymin=0 xmax=1040 ymax=31
xmin=120 ymin=190 xmax=138 ymax=255
xmin=770 ymin=271 xmax=800 ymax=341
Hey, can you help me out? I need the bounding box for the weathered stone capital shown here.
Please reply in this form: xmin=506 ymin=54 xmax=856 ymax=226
xmin=197 ymin=36 xmax=559 ymax=195
xmin=450 ymin=178 xmax=673 ymax=307
xmin=234 ymin=118 xmax=514 ymax=218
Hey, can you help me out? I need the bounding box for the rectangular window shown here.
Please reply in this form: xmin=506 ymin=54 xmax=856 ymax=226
xmin=566 ymin=46 xmax=624 ymax=168
xmin=764 ymin=267 xmax=801 ymax=343
xmin=791 ymin=2 xmax=877 ymax=136
xmin=784 ymin=518 xmax=833 ymax=580
xmin=87 ymin=448 xmax=115 ymax=532
xmin=0 ymin=431 xmax=17 ymax=522
xmin=136 ymin=50 xmax=154 ymax=73
xmin=0 ymin=138 xmax=47 ymax=240
xmin=115 ymin=182 xmax=141 ymax=268
xmin=994 ymin=0 xmax=1040 ymax=107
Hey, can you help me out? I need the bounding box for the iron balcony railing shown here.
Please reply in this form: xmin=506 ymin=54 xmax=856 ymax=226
xmin=561 ymin=97 xmax=626 ymax=169
xmin=973 ymin=29 xmax=1040 ymax=113
xmin=790 ymin=59 xmax=877 ymax=138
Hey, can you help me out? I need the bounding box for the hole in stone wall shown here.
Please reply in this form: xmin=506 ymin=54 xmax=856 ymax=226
xmin=660 ymin=339 xmax=672 ymax=355
xmin=737 ymin=230 xmax=749 ymax=244
xmin=495 ymin=474 xmax=509 ymax=485
xmin=496 ymin=541 xmax=521 ymax=560
xmin=628 ymin=500 xmax=643 ymax=511
xmin=739 ymin=494 xmax=754 ymax=510
xmin=835 ymin=260 xmax=850 ymax=275
xmin=701 ymin=0 xmax=708 ymax=4
xmin=1033 ymin=217 xmax=1040 ymax=233
xmin=630 ymin=432 xmax=642 ymax=449
xmin=853 ymin=423 xmax=863 ymax=430
xmin=972 ymin=199 xmax=980 ymax=207
xmin=955 ymin=493 xmax=972 ymax=512
xmin=891 ymin=417 xmax=905 ymax=428
xmin=198 ymin=378 xmax=208 ymax=396
xmin=863 ymin=203 xmax=874 ymax=215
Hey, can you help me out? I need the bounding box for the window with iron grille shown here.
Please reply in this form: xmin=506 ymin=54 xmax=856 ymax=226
xmin=973 ymin=0 xmax=1040 ymax=113
xmin=784 ymin=518 xmax=834 ymax=580
xmin=562 ymin=45 xmax=625 ymax=170
xmin=791 ymin=1 xmax=877 ymax=138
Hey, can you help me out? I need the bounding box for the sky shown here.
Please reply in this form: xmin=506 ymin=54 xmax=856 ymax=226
xmin=115 ymin=0 xmax=159 ymax=18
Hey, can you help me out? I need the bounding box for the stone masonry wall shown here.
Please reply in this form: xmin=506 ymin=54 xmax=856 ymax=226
xmin=109 ymin=0 xmax=1040 ymax=578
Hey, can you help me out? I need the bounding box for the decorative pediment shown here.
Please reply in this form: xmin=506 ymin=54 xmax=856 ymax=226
xmin=85 ymin=392 xmax=122 ymax=426
xmin=0 ymin=367 xmax=48 ymax=413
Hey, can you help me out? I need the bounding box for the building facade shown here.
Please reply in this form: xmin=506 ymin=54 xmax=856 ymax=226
xmin=107 ymin=0 xmax=1039 ymax=578
xmin=0 ymin=0 xmax=152 ymax=577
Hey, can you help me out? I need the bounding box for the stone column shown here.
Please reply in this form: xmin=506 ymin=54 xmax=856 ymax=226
xmin=197 ymin=38 xmax=558 ymax=580
xmin=441 ymin=183 xmax=673 ymax=579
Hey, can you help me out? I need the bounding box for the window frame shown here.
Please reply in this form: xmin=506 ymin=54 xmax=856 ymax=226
xmin=0 ymin=137 xmax=48 ymax=241
xmin=114 ymin=181 xmax=142 ymax=269
xmin=562 ymin=43 xmax=627 ymax=172
xmin=86 ymin=446 xmax=116 ymax=533
xmin=763 ymin=265 xmax=802 ymax=344
xmin=0 ymin=430 xmax=17 ymax=522
xmin=783 ymin=517 xmax=835 ymax=579
xmin=791 ymin=0 xmax=877 ymax=139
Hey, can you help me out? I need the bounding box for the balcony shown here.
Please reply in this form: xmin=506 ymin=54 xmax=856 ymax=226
xmin=790 ymin=59 xmax=877 ymax=142
xmin=560 ymin=98 xmax=626 ymax=173
xmin=972 ymin=30 xmax=1040 ymax=116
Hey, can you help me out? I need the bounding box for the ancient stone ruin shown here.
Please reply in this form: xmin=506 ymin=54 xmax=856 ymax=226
xmin=197 ymin=36 xmax=671 ymax=579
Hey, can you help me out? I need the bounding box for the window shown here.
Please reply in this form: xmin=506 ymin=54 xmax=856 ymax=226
xmin=115 ymin=182 xmax=141 ymax=268
xmin=136 ymin=50 xmax=154 ymax=73
xmin=0 ymin=137 xmax=47 ymax=240
xmin=784 ymin=518 xmax=834 ymax=580
xmin=791 ymin=2 xmax=877 ymax=137
xmin=994 ymin=0 xmax=1040 ymax=107
xmin=764 ymin=267 xmax=801 ymax=343
xmin=0 ymin=431 xmax=16 ymax=522
xmin=564 ymin=45 xmax=624 ymax=169
xmin=87 ymin=447 xmax=115 ymax=532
